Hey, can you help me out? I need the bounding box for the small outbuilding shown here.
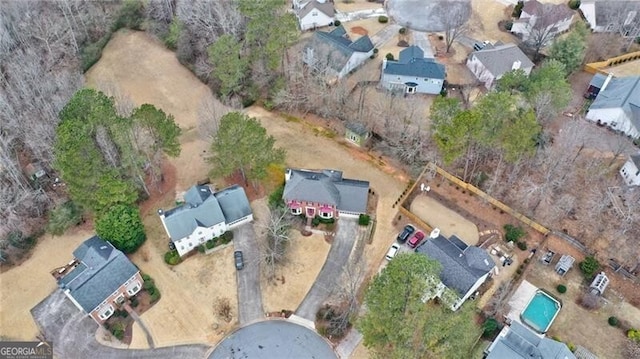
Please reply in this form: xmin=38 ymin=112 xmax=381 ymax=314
xmin=589 ymin=272 xmax=610 ymax=296
xmin=555 ymin=254 xmax=575 ymax=276
xmin=345 ymin=121 xmax=370 ymax=147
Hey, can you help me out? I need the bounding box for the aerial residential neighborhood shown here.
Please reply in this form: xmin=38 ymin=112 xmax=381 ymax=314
xmin=2 ymin=0 xmax=640 ymax=358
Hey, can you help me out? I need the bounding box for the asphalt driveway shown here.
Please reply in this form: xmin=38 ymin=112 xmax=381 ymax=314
xmin=295 ymin=218 xmax=359 ymax=321
xmin=31 ymin=290 xmax=211 ymax=359
xmin=233 ymin=224 xmax=264 ymax=325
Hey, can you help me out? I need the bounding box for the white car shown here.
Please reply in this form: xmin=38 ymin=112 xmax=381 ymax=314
xmin=385 ymin=243 xmax=400 ymax=261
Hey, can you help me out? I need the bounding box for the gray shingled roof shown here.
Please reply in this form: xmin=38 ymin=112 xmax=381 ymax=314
xmin=399 ymin=46 xmax=424 ymax=63
xmin=521 ymin=0 xmax=574 ymax=24
xmin=58 ymin=236 xmax=139 ymax=312
xmin=487 ymin=322 xmax=576 ymax=359
xmin=589 ymin=75 xmax=640 ymax=133
xmin=306 ymin=26 xmax=374 ymax=72
xmin=415 ymin=235 xmax=495 ymax=297
xmin=384 ymin=56 xmax=446 ymax=80
xmin=632 ymin=153 xmax=640 ymax=168
xmin=471 ymin=43 xmax=534 ymax=78
xmin=214 ymin=185 xmax=253 ymax=224
xmin=163 ymin=185 xmax=226 ymax=241
xmin=296 ymin=0 xmax=335 ymax=18
xmin=345 ymin=121 xmax=368 ymax=136
xmin=283 ymin=168 xmax=369 ymax=213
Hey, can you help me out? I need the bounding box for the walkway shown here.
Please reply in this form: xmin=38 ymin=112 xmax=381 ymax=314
xmin=123 ymin=303 xmax=155 ymax=348
xmin=233 ymin=224 xmax=264 ymax=325
xmin=295 ymin=218 xmax=359 ymax=321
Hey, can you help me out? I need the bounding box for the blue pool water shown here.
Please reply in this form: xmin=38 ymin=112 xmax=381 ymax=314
xmin=521 ymin=291 xmax=561 ymax=334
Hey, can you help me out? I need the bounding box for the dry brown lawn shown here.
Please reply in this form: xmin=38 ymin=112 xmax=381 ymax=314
xmin=469 ymin=0 xmax=517 ymax=44
xmin=343 ymin=18 xmax=388 ymax=40
xmin=410 ymin=195 xmax=479 ymax=245
xmin=334 ymin=0 xmax=382 ymax=13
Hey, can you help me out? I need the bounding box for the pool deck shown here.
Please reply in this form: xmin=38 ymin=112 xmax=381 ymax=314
xmin=506 ymin=280 xmax=540 ymax=333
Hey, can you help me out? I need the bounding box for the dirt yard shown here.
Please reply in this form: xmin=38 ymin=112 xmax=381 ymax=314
xmin=410 ymin=195 xmax=479 ymax=245
xmin=334 ymin=0 xmax=382 ymax=13
xmin=343 ymin=18 xmax=387 ymax=39
xmin=468 ymin=0 xmax=517 ymax=44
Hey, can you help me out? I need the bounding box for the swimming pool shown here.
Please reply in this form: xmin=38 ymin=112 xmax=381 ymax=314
xmin=520 ymin=290 xmax=561 ymax=334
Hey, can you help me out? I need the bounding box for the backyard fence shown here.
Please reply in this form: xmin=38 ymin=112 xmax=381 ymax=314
xmin=583 ymin=51 xmax=640 ymax=74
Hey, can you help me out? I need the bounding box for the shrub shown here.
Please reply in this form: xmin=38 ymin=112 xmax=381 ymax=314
xmin=111 ymin=324 xmax=125 ymax=340
xmin=504 ymin=224 xmax=526 ymax=242
xmin=142 ymin=273 xmax=152 ymax=282
xmin=220 ymin=231 xmax=233 ymax=244
xmin=6 ymin=231 xmax=36 ymax=250
xmin=263 ymin=99 xmax=275 ymax=111
xmin=373 ymin=48 xmax=379 ymax=54
xmin=568 ymin=0 xmax=581 ymax=10
xmin=197 ymin=244 xmax=205 ymax=253
xmin=378 ymin=15 xmax=388 ymax=23
xmin=517 ymin=241 xmax=527 ymax=250
xmin=385 ymin=53 xmax=394 ymax=61
xmin=112 ymin=0 xmax=145 ymax=32
xmin=81 ymin=32 xmax=112 ymax=72
xmin=609 ymin=316 xmax=619 ymax=326
xmin=268 ymin=183 xmax=285 ymax=209
xmin=438 ymin=35 xmax=444 ymax=41
xmin=333 ymin=20 xmax=341 ymax=26
xmin=150 ymin=290 xmax=161 ymax=303
xmin=206 ymin=239 xmax=216 ymax=249
xmin=312 ymin=217 xmax=321 ymax=227
xmin=399 ymin=27 xmax=407 ymax=35
xmin=524 ymin=258 xmax=530 ymax=264
xmin=164 ymin=250 xmax=181 ymax=265
xmin=47 ymin=201 xmax=83 ymax=235
xmin=482 ymin=317 xmax=499 ymax=338
xmin=629 ymin=329 xmax=640 ymax=343
xmin=579 ymin=256 xmax=600 ymax=280
xmin=512 ymin=1 xmax=524 ymax=18
xmin=557 ymin=284 xmax=567 ymax=294
xmin=516 ymin=268 xmax=523 ymax=275
xmin=359 ymin=214 xmax=371 ymax=226
xmin=130 ymin=297 xmax=139 ymax=308
xmin=163 ymin=17 xmax=183 ymax=50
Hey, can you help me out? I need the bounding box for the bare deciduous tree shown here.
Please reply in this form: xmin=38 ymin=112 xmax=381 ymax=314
xmin=213 ymin=297 xmax=233 ymax=322
xmin=439 ymin=1 xmax=471 ymax=53
xmin=260 ymin=206 xmax=293 ymax=282
xmin=521 ymin=3 xmax=570 ymax=58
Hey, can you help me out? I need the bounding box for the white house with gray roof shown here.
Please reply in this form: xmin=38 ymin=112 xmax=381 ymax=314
xmin=294 ymin=0 xmax=335 ymax=31
xmin=283 ymin=168 xmax=369 ymax=220
xmin=467 ymin=43 xmax=534 ymax=89
xmin=580 ymin=0 xmax=640 ymax=38
xmin=54 ymin=236 xmax=143 ymax=324
xmin=585 ymin=74 xmax=640 ymax=138
xmin=510 ymin=0 xmax=575 ymax=44
xmin=303 ymin=25 xmax=374 ymax=80
xmin=158 ymin=184 xmax=253 ymax=257
xmin=380 ymin=45 xmax=446 ymax=95
xmin=620 ymin=153 xmax=640 ymax=186
xmin=415 ymin=233 xmax=495 ymax=311
xmin=485 ymin=321 xmax=576 ymax=359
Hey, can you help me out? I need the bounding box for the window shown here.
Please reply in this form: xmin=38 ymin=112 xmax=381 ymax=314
xmin=98 ymin=305 xmax=114 ymax=320
xmin=127 ymin=281 xmax=141 ymax=296
xmin=312 ymin=10 xmax=318 ymax=16
xmin=406 ymin=86 xmax=416 ymax=94
xmin=320 ymin=211 xmax=333 ymax=219
xmin=291 ymin=207 xmax=302 ymax=215
xmin=114 ymin=294 xmax=125 ymax=305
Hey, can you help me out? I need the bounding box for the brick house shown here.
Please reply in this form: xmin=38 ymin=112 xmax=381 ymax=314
xmin=282 ymin=168 xmax=369 ymax=220
xmin=53 ymin=236 xmax=143 ymax=324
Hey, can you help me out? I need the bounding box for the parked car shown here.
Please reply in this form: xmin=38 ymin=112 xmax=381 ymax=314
xmin=168 ymin=241 xmax=176 ymax=251
xmin=385 ymin=243 xmax=400 ymax=261
xmin=408 ymin=231 xmax=425 ymax=248
xmin=397 ymin=224 xmax=415 ymax=243
xmin=234 ymin=251 xmax=244 ymax=270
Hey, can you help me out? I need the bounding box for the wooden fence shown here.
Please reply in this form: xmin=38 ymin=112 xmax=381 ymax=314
xmin=584 ymin=51 xmax=640 ymax=74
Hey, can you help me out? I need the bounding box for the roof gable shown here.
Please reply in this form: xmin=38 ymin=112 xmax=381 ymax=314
xmin=399 ymin=46 xmax=424 ymax=63
xmin=214 ymin=185 xmax=253 ymax=223
xmin=162 ymin=185 xmax=226 ymax=240
xmin=297 ymin=0 xmax=335 ymax=19
xmin=471 ymin=43 xmax=534 ymax=77
xmin=384 ymin=45 xmax=446 ymax=79
xmin=487 ymin=322 xmax=576 ymax=359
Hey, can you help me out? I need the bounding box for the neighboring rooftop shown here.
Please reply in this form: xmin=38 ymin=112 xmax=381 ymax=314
xmin=631 ymin=153 xmax=640 ymax=168
xmin=162 ymin=185 xmax=226 ymax=240
xmin=383 ymin=45 xmax=446 ymax=80
xmin=296 ymin=0 xmax=335 ymax=18
xmin=486 ymin=321 xmax=576 ymax=359
xmin=589 ymin=74 xmax=640 ymax=131
xmin=520 ymin=0 xmax=574 ymax=23
xmin=416 ymin=234 xmax=495 ymax=297
xmin=58 ymin=236 xmax=139 ymax=312
xmin=471 ymin=43 xmax=534 ymax=77
xmin=283 ymin=168 xmax=369 ymax=213
xmin=306 ymin=25 xmax=374 ymax=72
xmin=345 ymin=121 xmax=368 ymax=136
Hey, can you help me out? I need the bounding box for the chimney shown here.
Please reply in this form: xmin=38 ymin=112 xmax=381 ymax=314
xmin=285 ymin=168 xmax=292 ymax=182
xmin=512 ymin=60 xmax=521 ymax=70
xmin=382 ymin=58 xmax=387 ymax=70
xmin=601 ymin=73 xmax=614 ymax=93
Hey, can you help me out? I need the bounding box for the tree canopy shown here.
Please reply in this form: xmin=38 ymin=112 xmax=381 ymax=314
xmin=358 ymin=253 xmax=480 ymax=359
xmin=549 ymin=21 xmax=589 ymax=75
xmin=208 ymin=111 xmax=285 ymax=184
xmin=95 ymin=204 xmax=146 ymax=253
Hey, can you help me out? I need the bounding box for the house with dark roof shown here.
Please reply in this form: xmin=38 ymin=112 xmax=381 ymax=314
xmin=294 ymin=0 xmax=335 ymax=31
xmin=158 ymin=184 xmax=253 ymax=256
xmin=466 ymin=43 xmax=534 ymax=89
xmin=585 ymin=73 xmax=640 ymax=138
xmin=345 ymin=121 xmax=370 ymax=147
xmin=580 ymin=0 xmax=640 ymax=38
xmin=53 ymin=236 xmax=143 ymax=324
xmin=484 ymin=321 xmax=576 ymax=359
xmin=283 ymin=168 xmax=369 ymax=220
xmin=380 ymin=45 xmax=446 ymax=95
xmin=510 ymin=0 xmax=575 ymax=44
xmin=620 ymin=153 xmax=640 ymax=186
xmin=415 ymin=232 xmax=495 ymax=310
xmin=303 ymin=25 xmax=374 ymax=79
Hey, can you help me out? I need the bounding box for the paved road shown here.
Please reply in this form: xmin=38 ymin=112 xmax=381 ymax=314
xmin=31 ymin=290 xmax=211 ymax=359
xmin=295 ymin=218 xmax=359 ymax=321
xmin=412 ymin=31 xmax=435 ymax=58
xmin=370 ymin=23 xmax=402 ymax=47
xmin=233 ymin=224 xmax=264 ymax=325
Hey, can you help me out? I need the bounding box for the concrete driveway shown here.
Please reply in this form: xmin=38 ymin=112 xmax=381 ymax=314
xmin=31 ymin=290 xmax=211 ymax=359
xmin=370 ymin=24 xmax=402 ymax=47
xmin=233 ymin=224 xmax=264 ymax=325
xmin=412 ymin=31 xmax=435 ymax=58
xmin=295 ymin=218 xmax=359 ymax=321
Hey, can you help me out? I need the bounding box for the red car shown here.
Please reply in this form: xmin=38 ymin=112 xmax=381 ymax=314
xmin=407 ymin=231 xmax=425 ymax=248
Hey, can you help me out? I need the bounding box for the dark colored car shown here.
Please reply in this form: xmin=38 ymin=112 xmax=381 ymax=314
xmin=234 ymin=251 xmax=244 ymax=270
xmin=408 ymin=231 xmax=425 ymax=248
xmin=397 ymin=225 xmax=415 ymax=243
xmin=169 ymin=241 xmax=176 ymax=251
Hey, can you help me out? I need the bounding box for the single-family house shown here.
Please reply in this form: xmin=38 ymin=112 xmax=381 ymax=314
xmin=282 ymin=168 xmax=369 ymax=220
xmin=345 ymin=121 xmax=370 ymax=147
xmin=380 ymin=45 xmax=446 ymax=95
xmin=484 ymin=321 xmax=576 ymax=359
xmin=53 ymin=236 xmax=143 ymax=324
xmin=303 ymin=25 xmax=375 ymax=79
xmin=294 ymin=0 xmax=335 ymax=31
xmin=467 ymin=43 xmax=534 ymax=89
xmin=158 ymin=184 xmax=253 ymax=256
xmin=415 ymin=232 xmax=496 ymax=311
xmin=620 ymin=153 xmax=640 ymax=186
xmin=510 ymin=0 xmax=575 ymax=44
xmin=580 ymin=0 xmax=640 ymax=38
xmin=585 ymin=73 xmax=640 ymax=138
